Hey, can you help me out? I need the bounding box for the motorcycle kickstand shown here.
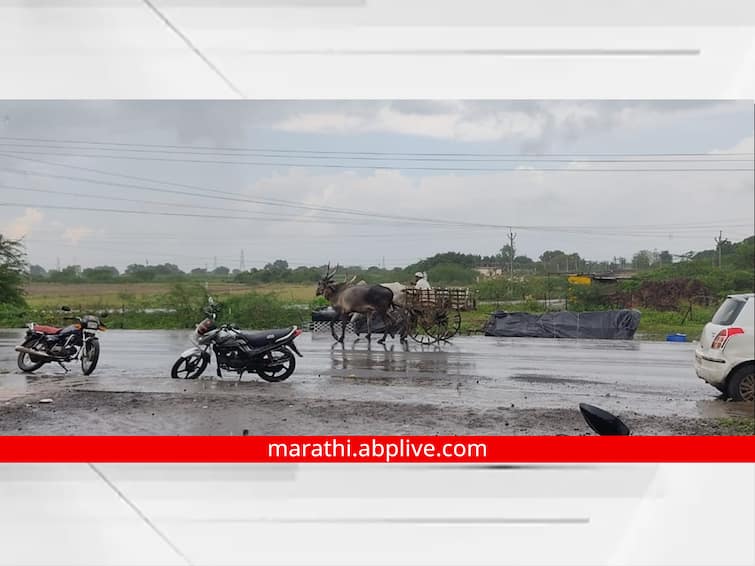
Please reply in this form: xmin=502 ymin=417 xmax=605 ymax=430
xmin=237 ymin=370 xmax=245 ymax=382
xmin=57 ymin=361 xmax=70 ymax=373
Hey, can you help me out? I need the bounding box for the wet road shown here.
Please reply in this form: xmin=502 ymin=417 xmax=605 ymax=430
xmin=0 ymin=328 xmax=749 ymax=421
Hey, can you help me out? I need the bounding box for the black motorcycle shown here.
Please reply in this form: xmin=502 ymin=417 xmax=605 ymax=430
xmin=171 ymin=299 xmax=303 ymax=382
xmin=15 ymin=306 xmax=107 ymax=375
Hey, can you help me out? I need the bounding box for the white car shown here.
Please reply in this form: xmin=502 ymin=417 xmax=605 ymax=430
xmin=694 ymin=293 xmax=755 ymax=402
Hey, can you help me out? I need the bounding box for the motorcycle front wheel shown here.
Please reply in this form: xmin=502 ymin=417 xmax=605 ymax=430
xmin=256 ymin=348 xmax=296 ymax=382
xmin=81 ymin=339 xmax=100 ymax=376
xmin=17 ymin=338 xmax=46 ymax=373
xmin=171 ymin=352 xmax=208 ymax=379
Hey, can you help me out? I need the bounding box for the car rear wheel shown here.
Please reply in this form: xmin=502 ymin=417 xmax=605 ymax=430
xmin=727 ymin=365 xmax=755 ymax=403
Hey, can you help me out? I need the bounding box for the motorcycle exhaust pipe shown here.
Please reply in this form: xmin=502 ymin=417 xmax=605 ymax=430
xmin=287 ymin=341 xmax=303 ymax=358
xmin=14 ymin=346 xmax=53 ymax=360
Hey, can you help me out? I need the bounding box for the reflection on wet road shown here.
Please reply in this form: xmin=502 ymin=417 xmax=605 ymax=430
xmin=0 ymin=328 xmax=751 ymax=419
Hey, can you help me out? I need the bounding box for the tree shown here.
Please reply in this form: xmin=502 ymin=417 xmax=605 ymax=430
xmin=539 ymin=250 xmax=565 ymax=272
xmin=29 ymin=264 xmax=47 ymax=279
xmin=513 ymin=255 xmax=535 ymax=267
xmin=632 ymin=250 xmax=655 ymax=270
xmin=426 ymin=263 xmax=477 ymax=285
xmin=408 ymin=252 xmax=482 ymax=273
xmin=658 ymin=250 xmax=673 ymax=266
xmin=539 ymin=250 xmax=581 ymax=273
xmin=732 ymin=236 xmax=755 ymax=270
xmin=212 ymin=266 xmax=230 ymax=276
xmin=264 ymin=259 xmax=289 ymax=271
xmin=48 ymin=265 xmax=81 ymax=283
xmin=499 ymin=244 xmax=515 ymax=268
xmin=0 ymin=234 xmax=28 ymax=305
xmin=125 ymin=264 xmax=156 ymax=281
xmin=82 ymin=266 xmax=119 ymax=282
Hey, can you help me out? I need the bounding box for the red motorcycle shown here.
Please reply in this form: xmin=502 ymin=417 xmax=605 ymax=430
xmin=15 ymin=306 xmax=108 ymax=375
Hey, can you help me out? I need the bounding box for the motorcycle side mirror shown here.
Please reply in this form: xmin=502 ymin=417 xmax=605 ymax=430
xmin=579 ymin=403 xmax=631 ymax=436
xmin=61 ymin=305 xmax=71 ymax=312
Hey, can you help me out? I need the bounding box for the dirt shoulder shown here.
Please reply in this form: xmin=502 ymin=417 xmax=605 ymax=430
xmin=2 ymin=389 xmax=752 ymax=436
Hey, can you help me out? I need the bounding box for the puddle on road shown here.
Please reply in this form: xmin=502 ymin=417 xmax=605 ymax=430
xmin=695 ymin=399 xmax=755 ymax=419
xmin=328 ymin=371 xmax=460 ymax=388
xmin=509 ymin=373 xmax=605 ymax=386
xmin=327 ymin=346 xmax=474 ymax=376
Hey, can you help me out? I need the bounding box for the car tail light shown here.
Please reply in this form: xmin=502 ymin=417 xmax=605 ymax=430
xmin=711 ymin=327 xmax=745 ymax=349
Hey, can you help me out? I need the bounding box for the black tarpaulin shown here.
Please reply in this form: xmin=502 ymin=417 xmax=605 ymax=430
xmin=483 ymin=309 xmax=641 ymax=340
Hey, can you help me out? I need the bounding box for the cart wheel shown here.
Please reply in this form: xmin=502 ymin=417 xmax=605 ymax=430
xmin=442 ymin=309 xmax=462 ymax=340
xmin=410 ymin=308 xmax=448 ymax=345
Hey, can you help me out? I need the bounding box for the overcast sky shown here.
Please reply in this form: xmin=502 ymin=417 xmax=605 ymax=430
xmin=0 ymin=100 xmax=752 ymax=272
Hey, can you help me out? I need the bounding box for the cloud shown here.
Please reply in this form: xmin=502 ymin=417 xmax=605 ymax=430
xmin=241 ymin=162 xmax=753 ymax=266
xmin=272 ymin=101 xmax=742 ymax=147
xmin=5 ymin=208 xmax=43 ymax=239
xmin=2 ymin=100 xmax=750 ymax=270
xmin=62 ymin=226 xmax=94 ymax=245
xmin=275 ymin=102 xmax=550 ymax=143
xmin=711 ymin=135 xmax=754 ymax=155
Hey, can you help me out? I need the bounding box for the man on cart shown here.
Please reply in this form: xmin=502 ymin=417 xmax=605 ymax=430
xmin=413 ymin=271 xmax=432 ymax=290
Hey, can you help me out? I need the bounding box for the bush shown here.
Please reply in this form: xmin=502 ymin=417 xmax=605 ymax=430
xmin=426 ymin=263 xmax=477 ymax=286
xmin=165 ymin=282 xmax=209 ymax=327
xmin=220 ymin=293 xmax=307 ymax=329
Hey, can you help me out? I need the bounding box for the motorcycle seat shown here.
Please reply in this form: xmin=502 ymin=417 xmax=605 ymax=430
xmin=33 ymin=324 xmax=62 ymax=335
xmin=240 ymin=327 xmax=296 ymax=348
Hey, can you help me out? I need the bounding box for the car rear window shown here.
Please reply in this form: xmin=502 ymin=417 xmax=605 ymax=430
xmin=711 ymin=298 xmax=746 ymax=326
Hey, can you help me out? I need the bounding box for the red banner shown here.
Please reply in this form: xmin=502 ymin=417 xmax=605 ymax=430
xmin=0 ymin=436 xmax=753 ymax=463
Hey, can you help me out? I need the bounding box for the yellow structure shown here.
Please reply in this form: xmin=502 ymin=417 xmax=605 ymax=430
xmin=567 ymin=275 xmax=592 ymax=286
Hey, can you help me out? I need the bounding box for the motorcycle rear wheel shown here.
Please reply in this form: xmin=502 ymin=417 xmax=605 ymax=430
xmin=256 ymin=348 xmax=296 ymax=382
xmin=171 ymin=353 xmax=208 ymax=379
xmin=17 ymin=338 xmax=46 ymax=372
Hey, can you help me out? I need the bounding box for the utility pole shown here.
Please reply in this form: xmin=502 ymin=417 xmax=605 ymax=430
xmin=507 ymin=227 xmax=517 ymax=279
xmin=239 ymin=249 xmax=246 ymax=271
xmin=213 ymin=256 xmax=217 ymax=270
xmin=507 ymin=228 xmax=517 ymax=299
xmin=714 ymin=230 xmax=724 ymax=268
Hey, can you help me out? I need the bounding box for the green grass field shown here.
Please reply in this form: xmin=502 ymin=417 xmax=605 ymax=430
xmin=24 ymin=282 xmax=317 ymax=309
